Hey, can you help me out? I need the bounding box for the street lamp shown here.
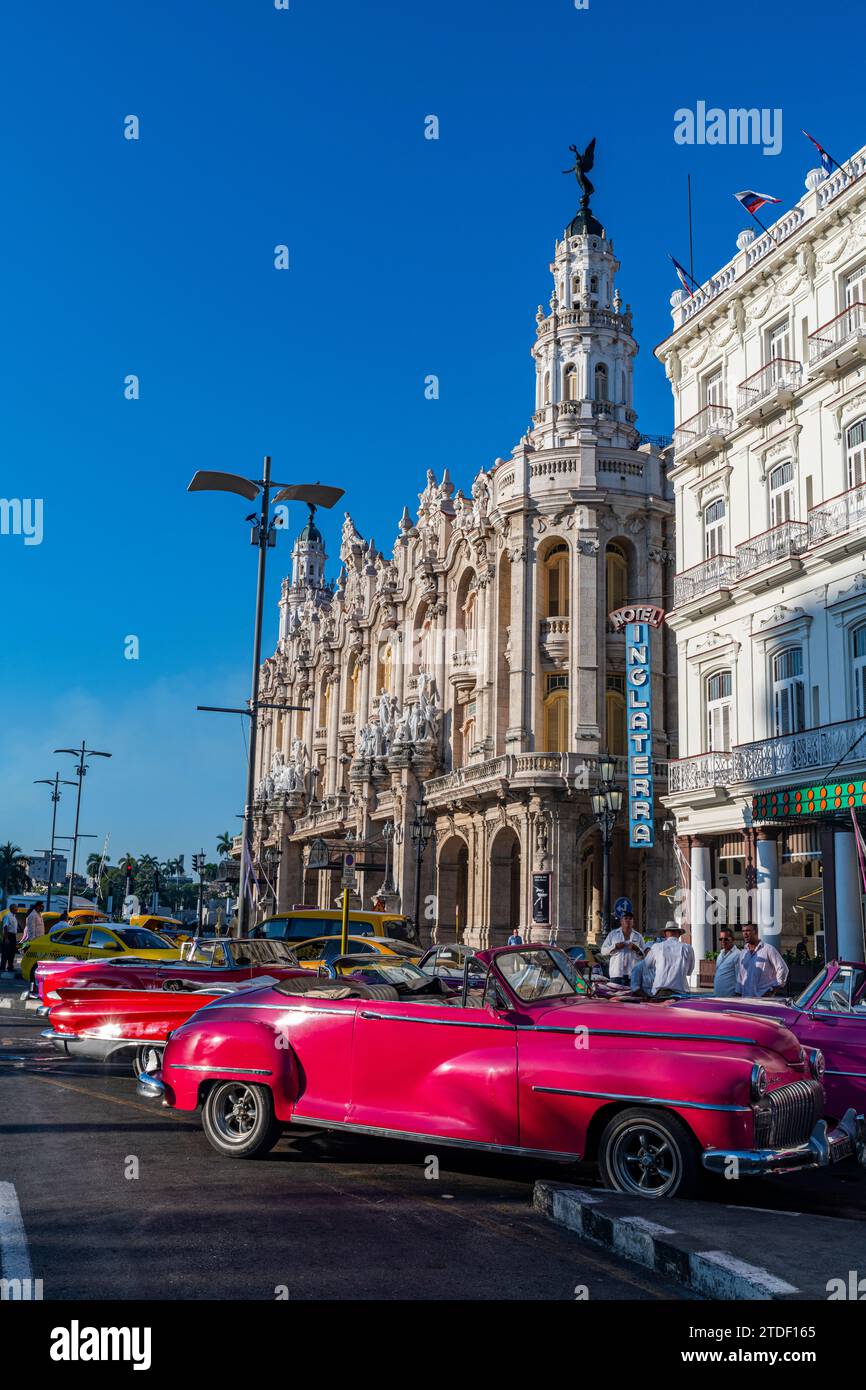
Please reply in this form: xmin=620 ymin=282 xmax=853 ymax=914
xmin=188 ymin=459 xmax=344 ymax=936
xmin=592 ymin=754 xmax=623 ymax=935
xmin=33 ymin=773 xmax=78 ymax=912
xmin=382 ymin=820 xmax=395 ymax=894
xmin=54 ymin=742 xmax=112 ymax=911
xmin=410 ymin=794 xmax=433 ymax=937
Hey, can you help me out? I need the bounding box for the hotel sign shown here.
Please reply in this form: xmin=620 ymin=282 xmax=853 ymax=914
xmin=753 ymin=781 xmax=866 ymax=822
xmin=611 ymin=606 xmax=664 ymax=850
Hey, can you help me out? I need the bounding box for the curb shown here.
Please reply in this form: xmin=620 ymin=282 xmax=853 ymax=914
xmin=533 ymin=1183 xmax=805 ymax=1300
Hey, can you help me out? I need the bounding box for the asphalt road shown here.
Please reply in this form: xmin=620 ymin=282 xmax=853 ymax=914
xmin=0 ymin=1004 xmax=689 ymax=1302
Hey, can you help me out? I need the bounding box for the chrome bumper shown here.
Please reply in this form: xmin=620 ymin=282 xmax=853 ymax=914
xmin=702 ymin=1107 xmax=866 ymax=1177
xmin=136 ymin=1069 xmax=165 ymax=1100
xmin=41 ymin=1027 xmax=80 ymax=1049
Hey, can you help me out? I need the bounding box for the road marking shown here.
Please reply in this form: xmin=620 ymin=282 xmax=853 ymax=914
xmin=0 ymin=1182 xmax=32 ymax=1282
xmin=728 ymin=1205 xmax=802 ymax=1217
xmin=25 ymin=1073 xmax=184 ymax=1119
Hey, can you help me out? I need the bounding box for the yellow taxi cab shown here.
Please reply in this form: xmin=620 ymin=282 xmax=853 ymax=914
xmin=20 ymin=922 xmax=182 ymax=981
xmin=42 ymin=908 xmax=109 ymax=931
xmin=253 ymin=907 xmax=418 ymax=946
xmin=291 ymin=935 xmax=422 ymax=972
xmin=129 ymin=914 xmax=192 ymax=942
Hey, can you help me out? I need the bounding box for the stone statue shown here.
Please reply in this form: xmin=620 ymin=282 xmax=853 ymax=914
xmin=563 ymin=138 xmax=596 ymax=210
xmin=411 ymin=671 xmax=441 ymax=742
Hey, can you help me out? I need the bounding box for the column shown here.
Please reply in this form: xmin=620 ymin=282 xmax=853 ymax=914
xmin=689 ymin=839 xmax=711 ymax=986
xmin=834 ymin=830 xmax=865 ymax=962
xmin=755 ymin=829 xmax=781 ymax=952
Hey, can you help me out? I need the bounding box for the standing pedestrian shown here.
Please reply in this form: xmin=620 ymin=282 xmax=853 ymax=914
xmin=642 ymin=922 xmax=695 ymax=995
xmin=737 ymin=924 xmax=789 ymax=998
xmin=21 ymin=901 xmax=46 ymax=947
xmin=507 ymin=928 xmax=523 ymax=946
xmin=1 ymin=906 xmax=19 ymax=975
xmin=713 ymin=929 xmax=742 ymax=997
xmin=600 ymin=900 xmax=646 ymax=986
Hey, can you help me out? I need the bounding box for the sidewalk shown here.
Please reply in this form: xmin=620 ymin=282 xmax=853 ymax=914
xmin=534 ymin=1181 xmax=866 ymax=1300
xmin=0 ymin=972 xmax=39 ymax=1014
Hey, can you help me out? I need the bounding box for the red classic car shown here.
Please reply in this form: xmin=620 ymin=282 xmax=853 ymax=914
xmin=678 ymin=959 xmax=866 ymax=1122
xmin=35 ymin=937 xmax=305 ymax=1004
xmin=138 ymin=944 xmax=865 ymax=1199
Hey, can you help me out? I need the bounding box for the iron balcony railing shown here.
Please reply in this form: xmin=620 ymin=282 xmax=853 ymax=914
xmin=669 ymin=715 xmax=866 ymax=792
xmin=672 ymin=553 xmax=737 ymax=606
xmin=672 ymin=403 xmax=734 ymax=457
xmin=808 ymin=302 xmax=866 ymax=364
xmin=736 ymin=357 xmax=802 ymax=414
xmin=808 ymin=479 xmax=866 ymax=545
xmin=735 ymin=519 xmax=809 ymax=577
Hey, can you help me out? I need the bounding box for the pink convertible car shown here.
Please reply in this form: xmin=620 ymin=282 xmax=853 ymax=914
xmin=137 ymin=944 xmax=865 ymax=1199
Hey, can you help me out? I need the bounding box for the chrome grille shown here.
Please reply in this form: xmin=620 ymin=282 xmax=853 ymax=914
xmin=763 ymin=1080 xmax=821 ymax=1148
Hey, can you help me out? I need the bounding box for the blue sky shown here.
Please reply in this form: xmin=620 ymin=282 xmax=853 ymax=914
xmin=1 ymin=0 xmax=859 ymax=862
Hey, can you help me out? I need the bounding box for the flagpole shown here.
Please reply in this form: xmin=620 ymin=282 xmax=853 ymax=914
xmin=746 ymin=206 xmax=774 ymax=241
xmin=687 ymin=174 xmax=695 ymax=286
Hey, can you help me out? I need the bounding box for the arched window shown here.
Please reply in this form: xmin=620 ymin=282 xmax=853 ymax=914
xmin=704 ymin=498 xmax=726 ymax=559
xmin=544 ymin=674 xmax=569 ymax=753
xmin=318 ymin=677 xmax=330 ymax=728
xmin=594 ymin=362 xmax=608 ymax=401
xmin=846 ymin=418 xmax=866 ymax=490
xmin=853 ymin=625 xmax=866 ymax=717
xmin=769 ymin=462 xmax=795 ymax=526
xmin=564 ymin=364 xmax=579 ymax=401
xmin=773 ymin=647 xmax=805 ymax=735
xmin=543 ymin=542 xmax=569 ymax=617
xmin=706 ymin=670 xmax=733 ymax=752
xmin=605 ymin=677 xmax=626 ymax=755
xmin=606 ymin=543 xmax=628 ymax=612
xmin=345 ymin=656 xmax=358 ymax=714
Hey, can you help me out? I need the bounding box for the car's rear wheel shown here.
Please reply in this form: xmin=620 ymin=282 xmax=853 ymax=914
xmin=598 ymin=1107 xmax=698 ymax=1199
xmin=201 ymin=1081 xmax=280 ymax=1159
xmin=131 ymin=1044 xmax=162 ymax=1079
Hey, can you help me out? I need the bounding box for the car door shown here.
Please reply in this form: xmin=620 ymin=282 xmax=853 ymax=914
xmin=798 ymin=964 xmax=866 ymax=1118
xmin=349 ymin=964 xmax=518 ymax=1146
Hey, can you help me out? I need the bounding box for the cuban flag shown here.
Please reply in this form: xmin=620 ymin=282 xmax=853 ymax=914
xmin=734 ymin=189 xmax=781 ymax=215
xmin=802 ymin=130 xmax=836 ymax=176
xmin=669 ymin=254 xmax=695 ymax=298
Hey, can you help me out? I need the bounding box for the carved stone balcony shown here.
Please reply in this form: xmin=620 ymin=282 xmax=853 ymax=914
xmin=808 ymin=302 xmax=866 ymax=377
xmin=808 ymin=480 xmax=866 ymax=557
xmin=449 ymin=648 xmax=478 ymax=699
xmin=736 ymin=358 xmax=801 ymax=424
xmin=734 ymin=519 xmax=808 ymax=589
xmin=672 ymin=403 xmax=734 ymax=464
xmin=539 ymin=615 xmax=570 ymax=663
xmin=669 ymin=716 xmax=866 ymax=795
xmin=672 ymin=553 xmax=737 ymax=611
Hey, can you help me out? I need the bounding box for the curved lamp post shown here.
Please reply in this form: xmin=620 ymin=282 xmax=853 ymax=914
xmin=591 ymin=753 xmax=623 ymax=934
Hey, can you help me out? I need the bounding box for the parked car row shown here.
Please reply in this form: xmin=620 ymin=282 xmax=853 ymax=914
xmin=33 ymin=931 xmax=866 ymax=1200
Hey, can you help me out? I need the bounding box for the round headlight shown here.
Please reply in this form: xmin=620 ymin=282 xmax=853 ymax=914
xmin=808 ymin=1048 xmax=826 ymax=1081
xmin=750 ymin=1063 xmax=768 ymax=1100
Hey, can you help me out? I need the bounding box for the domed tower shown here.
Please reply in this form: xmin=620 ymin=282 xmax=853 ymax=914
xmin=279 ymin=503 xmax=328 ymax=636
xmin=530 ymin=163 xmax=639 ymax=454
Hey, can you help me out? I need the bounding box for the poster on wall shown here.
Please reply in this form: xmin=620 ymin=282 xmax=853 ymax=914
xmin=531 ymin=872 xmax=551 ymax=925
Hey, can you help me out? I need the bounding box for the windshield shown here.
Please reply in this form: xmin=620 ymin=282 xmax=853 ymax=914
xmin=340 ymin=961 xmax=428 ymax=986
xmin=795 ymin=965 xmax=831 ymax=1010
xmin=496 ymin=948 xmax=581 ymax=1003
xmin=113 ymin=928 xmax=172 ymax=950
xmin=229 ymin=941 xmax=298 ymax=966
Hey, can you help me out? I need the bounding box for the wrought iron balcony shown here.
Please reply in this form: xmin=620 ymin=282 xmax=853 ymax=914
xmin=673 ymin=553 xmax=737 ymax=607
xmin=672 ymin=403 xmax=734 ymax=462
xmin=808 ymin=302 xmax=866 ymax=371
xmin=736 ymin=358 xmax=802 ymax=421
xmin=735 ymin=520 xmax=809 ymax=579
xmin=669 ymin=716 xmax=866 ymax=793
xmin=808 ymin=480 xmax=866 ymax=548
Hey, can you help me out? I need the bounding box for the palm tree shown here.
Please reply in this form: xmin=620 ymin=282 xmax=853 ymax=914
xmin=216 ymin=832 xmax=234 ymax=858
xmin=0 ymin=843 xmax=31 ymax=906
xmin=86 ymin=852 xmax=103 ymax=879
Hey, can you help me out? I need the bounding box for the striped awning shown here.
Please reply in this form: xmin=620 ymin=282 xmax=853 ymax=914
xmin=717 ymin=834 xmax=746 ymax=860
xmin=782 ymin=827 xmax=821 ymax=861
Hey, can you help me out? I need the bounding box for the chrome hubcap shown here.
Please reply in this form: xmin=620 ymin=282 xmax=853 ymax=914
xmin=611 ymin=1126 xmax=680 ymax=1197
xmin=213 ymin=1084 xmax=258 ymax=1142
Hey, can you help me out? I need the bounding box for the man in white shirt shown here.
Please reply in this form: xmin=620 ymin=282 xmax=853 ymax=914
xmin=600 ymin=903 xmax=646 ymax=986
xmin=713 ymin=928 xmax=742 ymax=997
xmin=737 ymin=924 xmax=789 ymax=998
xmin=1 ymin=907 xmax=20 ymax=975
xmin=642 ymin=923 xmax=695 ymax=996
xmin=21 ymin=902 xmax=45 ymax=946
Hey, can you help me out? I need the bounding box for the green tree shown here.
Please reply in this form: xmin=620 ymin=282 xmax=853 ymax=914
xmin=0 ymin=843 xmax=31 ymax=906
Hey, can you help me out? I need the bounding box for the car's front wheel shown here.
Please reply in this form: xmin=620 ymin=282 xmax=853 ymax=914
xmin=201 ymin=1081 xmax=280 ymax=1159
xmin=598 ymin=1107 xmax=698 ymax=1199
xmin=131 ymin=1044 xmax=162 ymax=1079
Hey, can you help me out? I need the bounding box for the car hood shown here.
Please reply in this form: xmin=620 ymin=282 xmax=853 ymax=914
xmin=531 ymin=995 xmax=803 ymax=1064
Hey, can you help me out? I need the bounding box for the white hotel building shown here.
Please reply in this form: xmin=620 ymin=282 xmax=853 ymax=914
xmin=656 ymin=147 xmax=866 ymax=969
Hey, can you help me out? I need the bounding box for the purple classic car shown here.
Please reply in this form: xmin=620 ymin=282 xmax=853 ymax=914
xmin=681 ymin=959 xmax=866 ymax=1121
